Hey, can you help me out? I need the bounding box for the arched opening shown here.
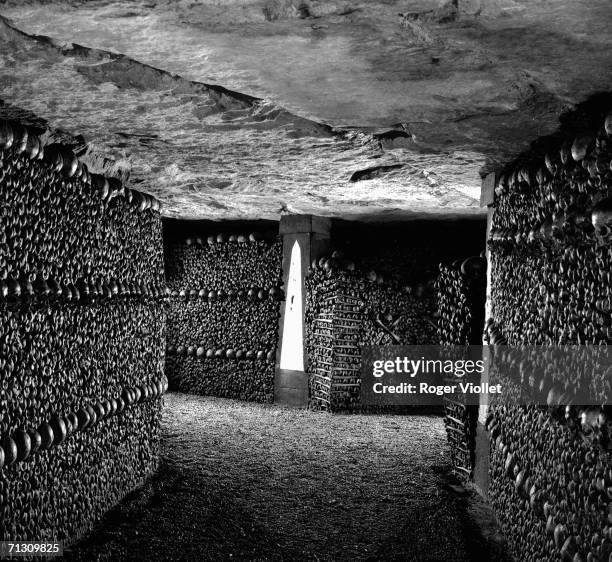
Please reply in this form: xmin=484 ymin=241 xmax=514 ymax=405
xmin=280 ymin=239 xmax=304 ymax=371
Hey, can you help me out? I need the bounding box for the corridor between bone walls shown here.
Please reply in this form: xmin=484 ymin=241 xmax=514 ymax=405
xmin=2 ymin=100 xmax=612 ymax=561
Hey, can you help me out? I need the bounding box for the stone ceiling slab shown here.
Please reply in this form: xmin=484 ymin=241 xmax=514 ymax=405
xmin=0 ymin=1 xmax=610 ymax=220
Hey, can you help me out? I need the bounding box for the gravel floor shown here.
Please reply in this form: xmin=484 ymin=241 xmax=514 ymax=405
xmin=65 ymin=393 xmax=508 ymax=562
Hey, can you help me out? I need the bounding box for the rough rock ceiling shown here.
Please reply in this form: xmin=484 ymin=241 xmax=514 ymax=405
xmin=0 ymin=0 xmax=611 ymax=221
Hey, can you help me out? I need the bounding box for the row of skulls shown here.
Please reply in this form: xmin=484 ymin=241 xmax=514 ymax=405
xmin=0 ymin=277 xmax=169 ymax=302
xmin=0 ymin=120 xmax=165 ymax=288
xmin=310 ymin=250 xmax=437 ymax=300
xmin=171 ymin=286 xmax=284 ymax=301
xmin=184 ymin=232 xmax=268 ymax=245
xmin=0 ymin=376 xmax=167 ymax=470
xmin=484 ymin=322 xmax=611 ymax=446
xmin=167 ymin=345 xmax=275 ymax=362
xmin=0 ymin=120 xmax=162 ymax=212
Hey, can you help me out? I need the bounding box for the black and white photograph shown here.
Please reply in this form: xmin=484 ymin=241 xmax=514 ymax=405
xmin=0 ymin=0 xmax=611 ymax=560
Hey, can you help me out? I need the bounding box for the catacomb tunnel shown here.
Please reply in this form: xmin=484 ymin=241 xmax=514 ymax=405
xmin=0 ymin=1 xmax=611 ymax=560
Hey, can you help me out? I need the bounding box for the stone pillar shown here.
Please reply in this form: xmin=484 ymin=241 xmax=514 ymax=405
xmin=473 ymin=172 xmax=496 ymax=498
xmin=275 ymin=215 xmax=331 ymax=407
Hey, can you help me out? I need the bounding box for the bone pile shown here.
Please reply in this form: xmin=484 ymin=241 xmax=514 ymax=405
xmin=306 ymin=253 xmax=436 ymax=412
xmin=164 ymin=233 xmax=283 ymax=402
xmin=0 ymin=119 xmax=167 ymax=543
xmin=435 ymin=256 xmax=486 ymax=479
xmin=485 ymin=109 xmax=612 ymax=561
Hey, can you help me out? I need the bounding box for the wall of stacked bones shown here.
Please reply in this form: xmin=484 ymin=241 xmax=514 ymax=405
xmin=435 ymin=256 xmax=486 ymax=480
xmin=0 ymin=120 xmax=168 ymax=542
xmin=485 ymin=109 xmax=612 ymax=561
xmin=164 ymin=227 xmax=283 ymax=402
xmin=306 ymin=223 xmax=484 ymax=412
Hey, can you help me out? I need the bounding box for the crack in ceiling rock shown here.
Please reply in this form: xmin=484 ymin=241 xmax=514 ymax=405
xmin=350 ymin=164 xmax=404 ymax=183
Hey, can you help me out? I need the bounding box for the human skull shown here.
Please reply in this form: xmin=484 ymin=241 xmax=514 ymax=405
xmin=571 ymin=133 xmax=594 ymax=161
xmin=591 ymin=197 xmax=612 ymax=244
xmin=604 ymin=112 xmax=612 ymax=135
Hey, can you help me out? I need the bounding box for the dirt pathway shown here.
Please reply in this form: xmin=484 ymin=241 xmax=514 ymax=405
xmin=65 ymin=393 xmax=507 ymax=561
